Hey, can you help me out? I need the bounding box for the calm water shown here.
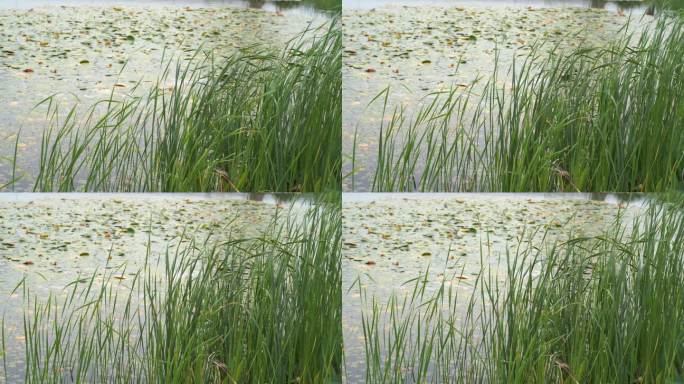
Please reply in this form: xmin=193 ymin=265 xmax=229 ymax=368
xmin=0 ymin=0 xmax=339 ymax=16
xmin=344 ymin=0 xmax=647 ymax=12
xmin=343 ymin=192 xmax=649 ymax=204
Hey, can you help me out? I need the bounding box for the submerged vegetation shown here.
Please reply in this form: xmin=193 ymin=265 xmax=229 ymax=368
xmin=3 ymin=20 xmax=341 ymax=193
xmin=357 ymin=194 xmax=684 ymax=382
xmin=365 ymin=16 xmax=684 ymax=192
xmin=1 ymin=202 xmax=342 ymax=383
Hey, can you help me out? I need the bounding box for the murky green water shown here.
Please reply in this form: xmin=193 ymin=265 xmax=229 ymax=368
xmin=342 ymin=4 xmax=652 ymax=191
xmin=341 ymin=193 xmax=645 ymax=382
xmin=0 ymin=193 xmax=311 ymax=382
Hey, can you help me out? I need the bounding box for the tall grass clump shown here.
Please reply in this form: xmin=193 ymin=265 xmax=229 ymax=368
xmin=358 ymin=262 xmax=479 ymax=383
xmin=290 ymin=0 xmax=342 ymax=12
xmin=649 ymin=0 xmax=684 ymax=14
xmin=31 ymin=20 xmax=341 ymax=193
xmin=357 ymin=194 xmax=684 ymax=382
xmin=369 ymin=17 xmax=684 ymax=192
xmin=2 ymin=203 xmax=342 ymax=383
xmin=370 ymin=87 xmax=483 ymax=192
xmin=477 ymin=195 xmax=684 ymax=383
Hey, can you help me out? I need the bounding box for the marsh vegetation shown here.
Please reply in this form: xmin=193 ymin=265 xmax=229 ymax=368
xmin=367 ymin=17 xmax=684 ymax=192
xmin=345 ymin=3 xmax=684 ymax=192
xmin=32 ymin=21 xmax=341 ymax=193
xmin=0 ymin=196 xmax=342 ymax=383
xmin=349 ymin=193 xmax=684 ymax=382
xmin=0 ymin=4 xmax=341 ymax=193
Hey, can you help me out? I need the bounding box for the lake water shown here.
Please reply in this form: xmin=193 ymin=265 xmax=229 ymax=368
xmin=344 ymin=0 xmax=647 ymax=11
xmin=0 ymin=0 xmax=337 ymax=15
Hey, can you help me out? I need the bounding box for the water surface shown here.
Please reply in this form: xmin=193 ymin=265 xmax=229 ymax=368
xmin=344 ymin=0 xmax=647 ymax=11
xmin=0 ymin=0 xmax=337 ymax=15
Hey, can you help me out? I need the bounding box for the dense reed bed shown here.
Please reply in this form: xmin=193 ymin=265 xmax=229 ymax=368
xmin=650 ymin=0 xmax=684 ymax=13
xmin=1 ymin=202 xmax=342 ymax=383
xmin=367 ymin=17 xmax=684 ymax=192
xmin=357 ymin=194 xmax=684 ymax=382
xmin=3 ymin=20 xmax=341 ymax=193
xmin=300 ymin=0 xmax=342 ymax=11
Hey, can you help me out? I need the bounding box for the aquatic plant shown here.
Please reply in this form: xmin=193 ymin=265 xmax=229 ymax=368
xmin=2 ymin=202 xmax=342 ymax=383
xmin=367 ymin=17 xmax=684 ymax=192
xmin=648 ymin=0 xmax=684 ymax=14
xmin=356 ymin=194 xmax=684 ymax=382
xmin=25 ymin=20 xmax=340 ymax=193
xmin=0 ymin=129 xmax=20 ymax=191
xmin=475 ymin=195 xmax=684 ymax=383
xmin=293 ymin=0 xmax=342 ymax=12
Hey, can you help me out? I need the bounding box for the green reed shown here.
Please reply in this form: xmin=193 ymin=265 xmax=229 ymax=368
xmin=2 ymin=202 xmax=341 ymax=383
xmin=20 ymin=20 xmax=340 ymax=193
xmin=649 ymin=0 xmax=684 ymax=14
xmin=366 ymin=17 xmax=684 ymax=192
xmin=356 ymin=194 xmax=684 ymax=382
